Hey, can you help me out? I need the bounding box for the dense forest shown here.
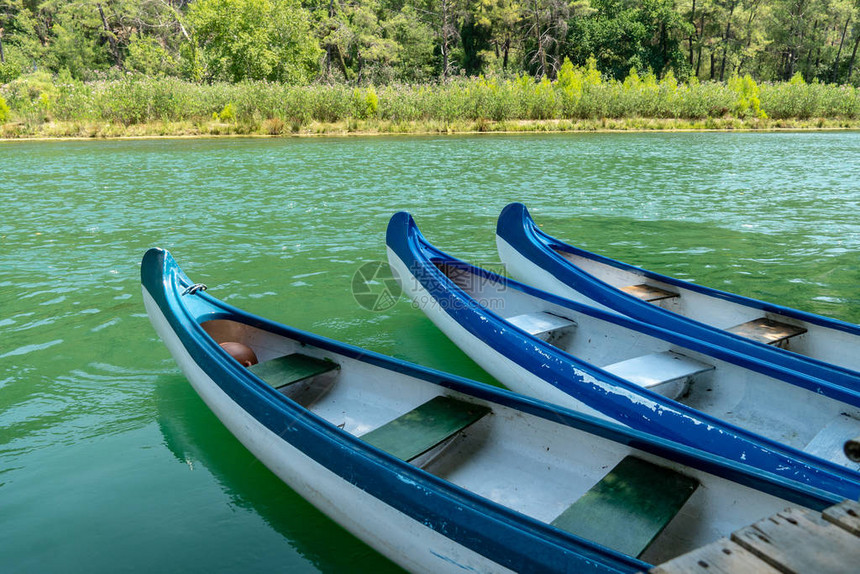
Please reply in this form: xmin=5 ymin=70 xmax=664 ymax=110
xmin=1 ymin=0 xmax=860 ymax=86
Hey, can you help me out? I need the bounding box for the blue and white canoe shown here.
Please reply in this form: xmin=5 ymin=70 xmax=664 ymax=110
xmin=496 ymin=202 xmax=860 ymax=389
xmin=143 ymin=248 xmax=847 ymax=573
xmin=386 ymin=212 xmax=860 ymax=485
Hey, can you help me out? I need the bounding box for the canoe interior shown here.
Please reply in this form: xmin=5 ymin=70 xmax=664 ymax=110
xmin=200 ymin=318 xmax=818 ymax=564
xmin=551 ymin=248 xmax=858 ymax=369
xmin=431 ymin=261 xmax=860 ymax=470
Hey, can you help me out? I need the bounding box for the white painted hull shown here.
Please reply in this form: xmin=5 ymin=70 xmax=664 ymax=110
xmin=144 ymin=288 xmax=513 ymax=574
xmin=497 ymin=236 xmax=614 ymax=313
xmin=395 ymin=243 xmax=860 ymax=470
xmin=496 ymin=227 xmax=860 ymax=374
xmin=387 ymin=247 xmax=609 ymax=422
xmin=141 ymin=245 xmax=856 ymax=571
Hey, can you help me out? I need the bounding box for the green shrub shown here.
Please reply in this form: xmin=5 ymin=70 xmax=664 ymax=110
xmin=218 ymin=102 xmax=236 ymax=122
xmin=728 ymin=74 xmax=766 ymax=119
xmin=5 ymin=72 xmax=859 ymax=131
xmin=0 ymin=94 xmax=10 ymax=123
xmin=0 ymin=61 xmax=23 ymax=84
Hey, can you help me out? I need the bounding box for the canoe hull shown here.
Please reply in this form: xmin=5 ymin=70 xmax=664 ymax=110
xmin=386 ymin=212 xmax=860 ymax=499
xmin=388 ymin=246 xmax=606 ymax=420
xmin=497 ymin=235 xmax=608 ymax=311
xmin=496 ymin=202 xmax=860 ymax=384
xmin=144 ymin=245 xmax=860 ymax=572
xmin=143 ymin=288 xmax=516 ymax=574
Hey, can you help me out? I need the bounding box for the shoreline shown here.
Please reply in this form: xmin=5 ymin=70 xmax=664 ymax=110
xmin=3 ymin=117 xmax=860 ymax=141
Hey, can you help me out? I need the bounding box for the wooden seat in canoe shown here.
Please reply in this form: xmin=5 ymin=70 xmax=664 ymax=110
xmin=506 ymin=312 xmax=576 ymax=342
xmin=551 ymin=456 xmax=699 ymax=558
xmin=250 ymin=353 xmax=340 ymax=391
xmin=361 ymin=396 xmax=491 ymax=462
xmin=621 ymin=283 xmax=679 ymax=303
xmin=727 ymin=317 xmax=807 ymax=347
xmin=602 ymin=351 xmax=714 ymax=400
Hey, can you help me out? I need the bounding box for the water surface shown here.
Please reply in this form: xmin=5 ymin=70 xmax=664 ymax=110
xmin=1 ymin=132 xmax=858 ymax=572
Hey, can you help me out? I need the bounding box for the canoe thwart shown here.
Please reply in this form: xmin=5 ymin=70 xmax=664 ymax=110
xmin=250 ymin=353 xmax=340 ymax=390
xmin=621 ymin=284 xmax=680 ymax=303
xmin=551 ymin=456 xmax=699 ymax=558
xmin=727 ymin=317 xmax=807 ymax=347
xmin=602 ymin=351 xmax=714 ymax=400
xmin=360 ymin=395 xmax=491 ymax=462
xmin=506 ymin=312 xmax=576 ymax=343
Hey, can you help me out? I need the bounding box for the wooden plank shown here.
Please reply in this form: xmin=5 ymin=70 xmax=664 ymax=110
xmin=823 ymin=499 xmax=860 ymax=536
xmin=731 ymin=506 xmax=860 ymax=574
xmin=650 ymin=538 xmax=780 ymax=574
xmin=250 ymin=353 xmax=339 ymax=390
xmin=361 ymin=396 xmax=490 ymax=462
xmin=727 ymin=317 xmax=807 ymax=346
xmin=621 ymin=284 xmax=679 ymax=303
xmin=551 ymin=456 xmax=698 ymax=558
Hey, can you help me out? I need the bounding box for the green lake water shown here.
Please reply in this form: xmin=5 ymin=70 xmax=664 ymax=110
xmin=1 ymin=133 xmax=858 ymax=572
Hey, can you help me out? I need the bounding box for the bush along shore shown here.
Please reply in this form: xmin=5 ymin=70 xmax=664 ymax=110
xmin=3 ymin=62 xmax=860 ymax=138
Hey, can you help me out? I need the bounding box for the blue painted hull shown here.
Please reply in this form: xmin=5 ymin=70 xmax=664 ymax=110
xmin=496 ymin=202 xmax=860 ymax=389
xmin=385 ymin=213 xmax=860 ymax=500
xmin=143 ymin=248 xmax=846 ymax=572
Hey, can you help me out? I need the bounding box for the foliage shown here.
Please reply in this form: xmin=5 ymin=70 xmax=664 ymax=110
xmin=0 ymin=42 xmax=28 ymax=82
xmin=2 ymin=70 xmax=60 ymax=123
xmin=1 ymin=0 xmax=859 ymax=86
xmin=216 ymin=102 xmax=235 ymax=122
xmin=126 ymin=36 xmax=177 ymax=77
xmin=566 ymin=0 xmax=690 ymax=80
xmin=1 ymin=0 xmax=860 ymax=134
xmin=728 ymin=74 xmax=766 ymax=118
xmin=184 ymin=0 xmax=320 ymax=83
xmin=0 ymin=92 xmax=9 ymax=122
xmin=3 ymin=67 xmax=857 ymax=132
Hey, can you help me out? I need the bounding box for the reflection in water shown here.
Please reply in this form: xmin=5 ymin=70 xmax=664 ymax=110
xmin=154 ymin=375 xmax=404 ymax=572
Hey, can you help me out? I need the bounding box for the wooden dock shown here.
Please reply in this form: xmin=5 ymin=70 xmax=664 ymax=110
xmin=651 ymin=499 xmax=860 ymax=574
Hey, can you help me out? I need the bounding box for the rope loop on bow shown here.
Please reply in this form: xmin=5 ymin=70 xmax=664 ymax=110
xmin=182 ymin=283 xmax=208 ymax=296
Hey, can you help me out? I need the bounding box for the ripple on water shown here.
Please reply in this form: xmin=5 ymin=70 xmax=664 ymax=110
xmin=0 ymin=339 xmax=64 ymax=359
xmin=0 ymin=134 xmax=857 ymax=572
xmin=0 ymin=363 xmax=163 ymax=457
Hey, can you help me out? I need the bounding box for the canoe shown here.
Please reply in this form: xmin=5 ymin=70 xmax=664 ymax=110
xmin=143 ymin=247 xmax=845 ymax=573
xmin=496 ymin=202 xmax=860 ymax=389
xmin=385 ymin=212 xmax=860 ymax=487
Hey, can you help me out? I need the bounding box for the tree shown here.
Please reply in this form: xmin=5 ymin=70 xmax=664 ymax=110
xmin=459 ymin=2 xmax=492 ymax=75
xmin=565 ymin=0 xmax=688 ymax=80
xmin=185 ymin=0 xmax=320 ymax=83
xmin=474 ymin=0 xmax=522 ymax=72
xmin=383 ymin=3 xmax=436 ymax=81
xmin=0 ymin=0 xmax=33 ymax=71
xmin=715 ymin=0 xmax=739 ymax=81
xmin=403 ymin=0 xmax=468 ymax=79
xmin=40 ymin=1 xmax=114 ymax=77
xmin=521 ymin=0 xmax=582 ymax=79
